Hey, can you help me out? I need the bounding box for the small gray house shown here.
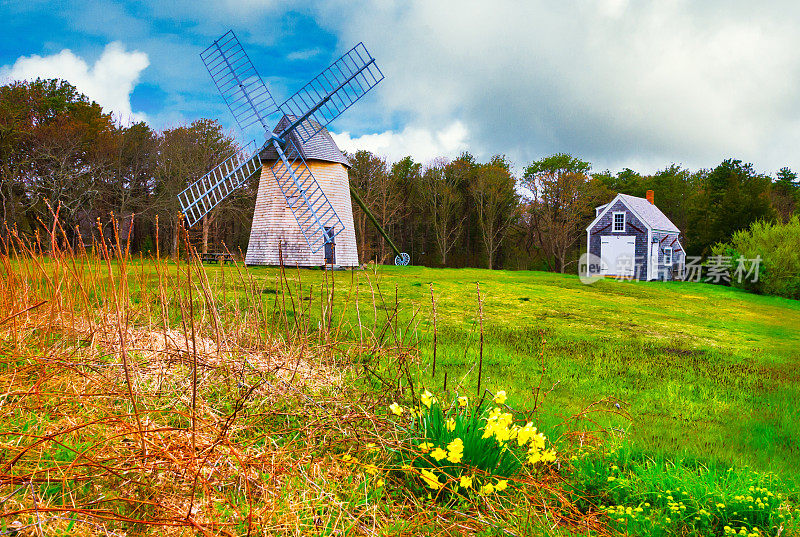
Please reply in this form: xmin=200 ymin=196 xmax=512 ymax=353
xmin=586 ymin=190 xmax=684 ymax=280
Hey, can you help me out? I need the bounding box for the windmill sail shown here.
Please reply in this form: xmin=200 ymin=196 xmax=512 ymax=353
xmin=186 ymin=31 xmax=407 ymax=265
xmin=201 ymin=31 xmax=278 ymax=131
xmin=269 ymin=138 xmax=344 ymax=253
xmin=278 ymin=42 xmax=384 ymax=144
xmin=178 ymin=142 xmax=262 ymax=228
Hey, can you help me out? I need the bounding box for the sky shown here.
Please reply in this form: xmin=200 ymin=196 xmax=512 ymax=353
xmin=1 ymin=0 xmax=799 ymax=175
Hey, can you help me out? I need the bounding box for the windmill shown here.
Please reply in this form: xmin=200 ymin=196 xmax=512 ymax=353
xmin=178 ymin=31 xmax=410 ymax=267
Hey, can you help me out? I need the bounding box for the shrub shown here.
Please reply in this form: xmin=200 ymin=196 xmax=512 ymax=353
xmin=386 ymin=389 xmax=556 ymax=498
xmin=711 ymin=216 xmax=800 ymax=299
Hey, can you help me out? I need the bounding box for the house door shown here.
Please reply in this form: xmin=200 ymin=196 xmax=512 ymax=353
xmin=323 ymin=227 xmax=336 ymax=265
xmin=600 ymin=236 xmax=636 ymax=277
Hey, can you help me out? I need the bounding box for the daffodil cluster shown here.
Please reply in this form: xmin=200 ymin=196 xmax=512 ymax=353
xmin=387 ymin=388 xmax=555 ymax=499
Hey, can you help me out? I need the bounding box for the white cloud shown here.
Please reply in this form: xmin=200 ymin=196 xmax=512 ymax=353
xmin=331 ymin=121 xmax=469 ymax=164
xmin=1 ymin=42 xmax=149 ymax=123
xmin=310 ymin=1 xmax=800 ymax=173
xmin=287 ymin=48 xmax=322 ymax=61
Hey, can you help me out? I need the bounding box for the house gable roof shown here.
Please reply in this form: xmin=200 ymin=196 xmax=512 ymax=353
xmin=260 ymin=115 xmax=350 ymax=168
xmin=587 ymin=193 xmax=680 ymax=233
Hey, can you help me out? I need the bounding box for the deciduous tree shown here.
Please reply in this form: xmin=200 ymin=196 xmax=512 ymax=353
xmin=419 ymin=158 xmax=466 ymax=265
xmin=521 ymin=153 xmax=596 ymax=273
xmin=470 ymin=155 xmax=517 ymax=269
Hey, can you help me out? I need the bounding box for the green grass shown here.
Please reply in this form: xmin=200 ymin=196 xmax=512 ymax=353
xmin=201 ymin=263 xmax=800 ymax=481
xmin=568 ymin=444 xmax=796 ymax=536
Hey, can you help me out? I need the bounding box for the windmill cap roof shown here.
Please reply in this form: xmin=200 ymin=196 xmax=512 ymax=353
xmin=260 ymin=115 xmax=350 ymax=168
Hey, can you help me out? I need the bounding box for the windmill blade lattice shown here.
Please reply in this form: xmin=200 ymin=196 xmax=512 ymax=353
xmin=269 ymin=138 xmax=344 ymax=253
xmin=178 ymin=142 xmax=262 ymax=228
xmin=278 ymin=42 xmax=384 ymax=144
xmin=201 ymin=31 xmax=278 ymax=131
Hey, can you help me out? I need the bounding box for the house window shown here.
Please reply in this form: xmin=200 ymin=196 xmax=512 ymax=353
xmin=663 ymin=247 xmax=673 ymax=266
xmin=612 ymin=212 xmax=626 ymax=233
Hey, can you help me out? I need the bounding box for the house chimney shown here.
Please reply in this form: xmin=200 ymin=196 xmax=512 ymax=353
xmin=646 ymin=189 xmax=654 ymax=205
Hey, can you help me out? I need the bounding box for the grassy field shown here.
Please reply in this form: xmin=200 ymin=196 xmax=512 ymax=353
xmin=231 ymin=264 xmax=800 ymax=479
xmin=2 ymin=248 xmax=799 ymax=535
xmin=95 ymin=259 xmax=800 ymax=475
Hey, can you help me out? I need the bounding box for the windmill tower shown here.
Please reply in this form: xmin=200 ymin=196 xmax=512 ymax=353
xmin=177 ymin=31 xmax=409 ymax=267
xmin=247 ymin=115 xmax=357 ymax=266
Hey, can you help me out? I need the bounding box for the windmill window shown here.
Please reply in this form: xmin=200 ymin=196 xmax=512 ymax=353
xmin=287 ymin=196 xmax=299 ymax=208
xmin=612 ymin=212 xmax=626 ymax=232
xmin=664 ymin=247 xmax=673 ymax=266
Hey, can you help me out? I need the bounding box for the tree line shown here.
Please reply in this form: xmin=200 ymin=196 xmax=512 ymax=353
xmin=2 ymin=78 xmax=798 ymax=272
xmin=350 ymin=150 xmax=798 ymax=271
xmin=0 ymin=78 xmax=253 ymax=256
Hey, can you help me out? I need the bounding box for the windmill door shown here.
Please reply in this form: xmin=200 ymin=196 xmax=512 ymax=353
xmin=324 ymin=227 xmax=336 ymax=265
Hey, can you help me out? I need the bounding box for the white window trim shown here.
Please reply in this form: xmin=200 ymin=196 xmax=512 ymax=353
xmin=612 ymin=211 xmax=626 ymax=233
xmin=663 ymin=246 xmax=673 ymax=266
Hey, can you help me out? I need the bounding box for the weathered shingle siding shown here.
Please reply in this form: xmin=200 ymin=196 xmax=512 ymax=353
xmin=589 ymin=199 xmax=650 ymax=280
xmin=651 ymin=230 xmax=685 ymax=280
xmin=245 ymin=161 xmax=359 ymax=267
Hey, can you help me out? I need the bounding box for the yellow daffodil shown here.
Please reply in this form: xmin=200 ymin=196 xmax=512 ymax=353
xmin=365 ymin=463 xmax=378 ymax=475
xmin=495 ymin=479 xmax=508 ymax=492
xmin=458 ymin=396 xmax=468 ymax=407
xmin=447 ymin=450 xmax=463 ymax=464
xmin=482 ymin=409 xmax=515 ymax=442
xmin=418 ymin=442 xmax=433 ymax=453
xmin=517 ymin=422 xmax=535 ymax=446
xmin=541 ymin=449 xmax=556 ymax=463
xmin=494 ymin=424 xmax=513 ymax=443
xmin=376 ymin=478 xmax=385 ymax=488
xmin=494 ymin=390 xmax=507 ymax=404
xmin=389 ymin=402 xmax=404 ymax=416
xmin=446 ymin=438 xmax=464 ymax=463
xmin=342 ymin=454 xmax=353 ymax=462
xmin=420 ymin=390 xmax=436 ymax=408
xmin=447 ymin=437 xmax=464 ymax=452
xmin=431 ymin=447 xmax=448 ymax=461
xmin=420 ymin=469 xmax=441 ymax=490
xmin=460 ymin=475 xmax=473 ymax=489
xmin=446 ymin=418 xmax=456 ymax=432
xmin=480 ymin=483 xmax=495 ymax=495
